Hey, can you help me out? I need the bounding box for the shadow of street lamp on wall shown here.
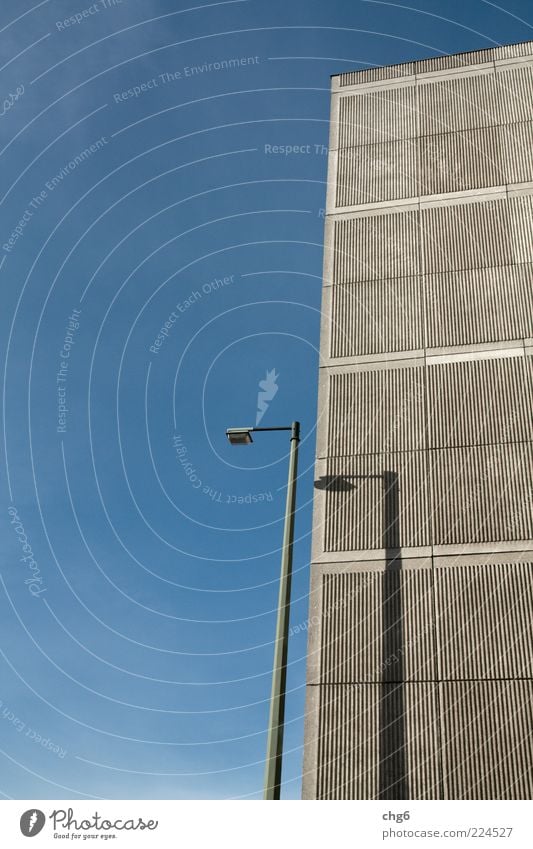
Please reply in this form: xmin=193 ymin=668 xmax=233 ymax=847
xmin=314 ymin=469 xmax=407 ymax=799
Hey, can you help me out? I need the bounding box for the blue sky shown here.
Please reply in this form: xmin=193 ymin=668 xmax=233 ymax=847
xmin=0 ymin=0 xmax=531 ymax=801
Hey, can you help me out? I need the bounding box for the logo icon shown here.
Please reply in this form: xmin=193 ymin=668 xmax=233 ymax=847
xmin=20 ymin=810 xmax=45 ymax=837
xmin=256 ymin=369 xmax=279 ymax=425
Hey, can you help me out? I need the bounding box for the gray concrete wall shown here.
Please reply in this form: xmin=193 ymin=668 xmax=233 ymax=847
xmin=302 ymin=41 xmax=533 ymax=800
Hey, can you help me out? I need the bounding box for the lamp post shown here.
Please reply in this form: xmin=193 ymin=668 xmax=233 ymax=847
xmin=226 ymin=421 xmax=300 ymax=800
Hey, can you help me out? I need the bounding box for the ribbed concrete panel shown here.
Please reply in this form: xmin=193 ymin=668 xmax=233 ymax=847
xmin=333 ymin=212 xmax=419 ymax=283
xmin=431 ymin=442 xmax=533 ymax=545
xmin=436 ymin=562 xmax=533 ymax=679
xmin=416 ymin=40 xmax=533 ymax=73
xmin=427 ymin=357 xmax=532 ymax=449
xmin=337 ymin=88 xmax=417 ymax=146
xmin=421 ymin=198 xmax=512 ymax=274
xmin=425 ymin=264 xmax=533 ymax=348
xmin=316 ymin=684 xmax=441 ymax=799
xmin=418 ymin=74 xmax=501 ymax=136
xmin=502 ymin=122 xmax=533 ymax=184
xmin=493 ymin=40 xmax=533 ymax=61
xmin=419 ymin=127 xmax=504 ymax=196
xmin=320 ymin=569 xmax=435 ymax=682
xmin=330 ymin=278 xmax=423 ymax=357
xmin=496 ymin=65 xmax=533 ymax=124
xmin=324 ymin=452 xmax=430 ymax=551
xmin=317 ymin=684 xmax=379 ymax=799
xmin=336 ymin=140 xmax=418 ymax=206
xmin=406 ymin=684 xmax=443 ymax=800
xmin=441 ymin=681 xmax=533 ymax=799
xmin=509 ymin=194 xmax=533 ymax=263
xmin=328 ymin=368 xmax=425 ymax=456
xmin=337 ymin=41 xmax=533 ymax=87
xmin=416 ymin=51 xmax=495 ymax=74
xmin=339 ymin=65 xmax=417 ymax=86
xmin=421 ymin=195 xmax=531 ymax=275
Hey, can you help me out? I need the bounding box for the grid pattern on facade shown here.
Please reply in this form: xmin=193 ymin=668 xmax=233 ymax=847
xmin=303 ymin=41 xmax=533 ymax=800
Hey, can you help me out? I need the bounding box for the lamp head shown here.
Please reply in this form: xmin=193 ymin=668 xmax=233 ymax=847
xmin=226 ymin=428 xmax=253 ymax=445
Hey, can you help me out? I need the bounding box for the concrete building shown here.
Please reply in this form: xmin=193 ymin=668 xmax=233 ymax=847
xmin=303 ymin=41 xmax=533 ymax=799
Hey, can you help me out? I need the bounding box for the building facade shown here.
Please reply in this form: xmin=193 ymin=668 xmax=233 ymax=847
xmin=303 ymin=41 xmax=533 ymax=799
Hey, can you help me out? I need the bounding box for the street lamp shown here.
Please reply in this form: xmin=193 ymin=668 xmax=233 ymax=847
xmin=225 ymin=421 xmax=301 ymax=800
